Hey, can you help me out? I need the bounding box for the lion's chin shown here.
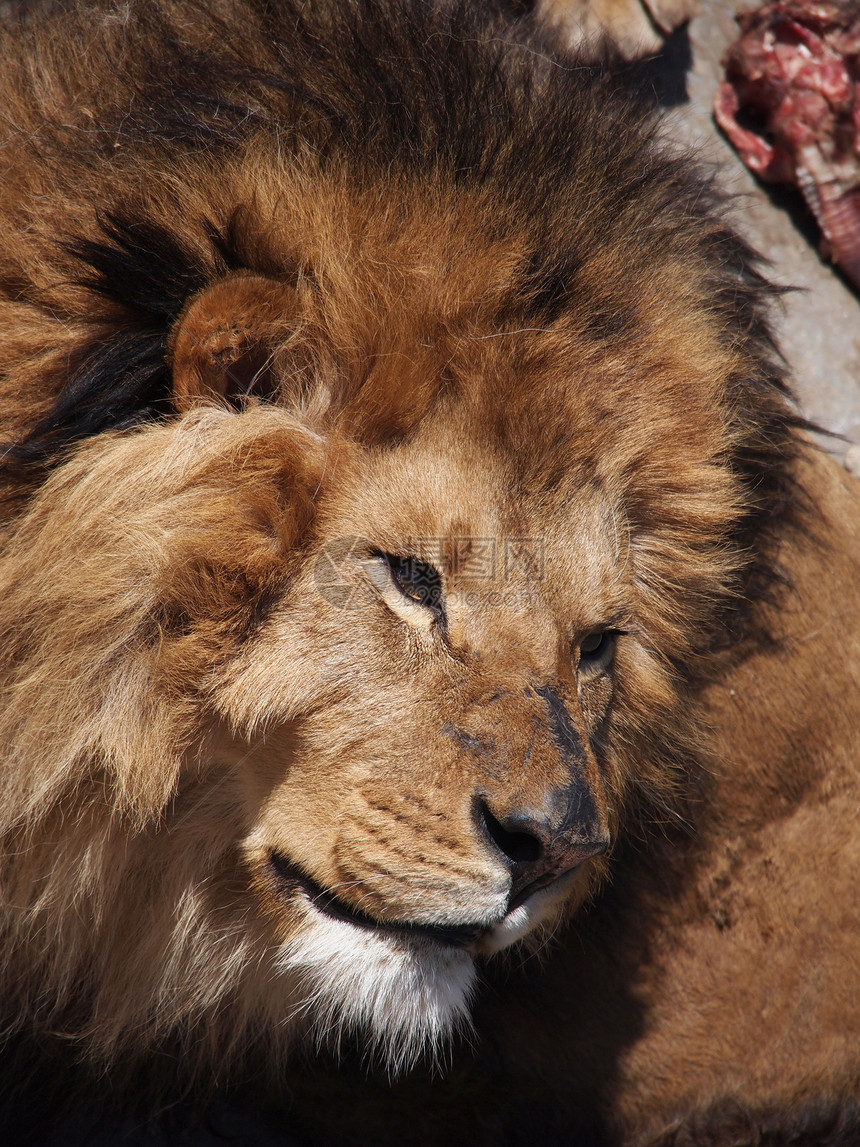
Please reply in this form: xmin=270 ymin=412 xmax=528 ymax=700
xmin=273 ymin=868 xmax=584 ymax=1070
xmin=276 ymin=910 xmax=478 ymax=1074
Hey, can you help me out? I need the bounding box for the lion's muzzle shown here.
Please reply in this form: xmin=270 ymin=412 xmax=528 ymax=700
xmin=267 ymin=851 xmax=484 ymax=949
xmin=475 ymin=789 xmax=610 ymax=913
xmin=450 ymin=680 xmax=611 ymax=916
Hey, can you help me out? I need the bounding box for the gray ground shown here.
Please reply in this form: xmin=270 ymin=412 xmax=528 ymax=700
xmin=664 ymin=0 xmax=860 ymax=457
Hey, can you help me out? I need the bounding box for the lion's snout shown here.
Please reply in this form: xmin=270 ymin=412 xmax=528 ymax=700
xmin=444 ymin=679 xmax=611 ymax=913
xmin=475 ymin=789 xmax=610 ymax=911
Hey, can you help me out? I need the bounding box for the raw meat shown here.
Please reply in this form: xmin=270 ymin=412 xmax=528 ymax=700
xmin=715 ymin=1 xmax=860 ymax=290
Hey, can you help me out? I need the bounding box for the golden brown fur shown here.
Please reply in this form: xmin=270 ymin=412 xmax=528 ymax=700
xmin=0 ymin=1 xmax=857 ymax=1143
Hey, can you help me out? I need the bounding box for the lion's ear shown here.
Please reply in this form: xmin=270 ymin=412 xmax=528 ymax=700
xmin=169 ymin=274 xmax=304 ymax=412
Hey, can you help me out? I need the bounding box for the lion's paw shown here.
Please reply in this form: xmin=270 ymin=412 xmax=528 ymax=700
xmin=537 ymin=0 xmax=699 ymax=58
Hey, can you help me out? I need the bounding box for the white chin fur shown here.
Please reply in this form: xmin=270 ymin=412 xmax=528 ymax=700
xmin=277 ymin=912 xmax=476 ymax=1074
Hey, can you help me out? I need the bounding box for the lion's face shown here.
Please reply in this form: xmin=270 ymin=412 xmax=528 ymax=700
xmin=0 ymin=255 xmax=749 ymax=1074
xmin=207 ymin=400 xmax=629 ymax=1059
xmin=0 ymin=230 xmax=747 ymax=1067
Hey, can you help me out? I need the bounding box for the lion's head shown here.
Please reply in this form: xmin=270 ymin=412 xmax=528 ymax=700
xmin=0 ymin=0 xmax=799 ymax=1079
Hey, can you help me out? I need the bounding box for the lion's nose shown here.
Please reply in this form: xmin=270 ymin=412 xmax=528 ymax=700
xmin=475 ymin=792 xmax=609 ymax=909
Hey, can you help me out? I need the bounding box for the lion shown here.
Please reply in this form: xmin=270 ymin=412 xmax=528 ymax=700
xmin=1 ymin=0 xmax=859 ymax=1143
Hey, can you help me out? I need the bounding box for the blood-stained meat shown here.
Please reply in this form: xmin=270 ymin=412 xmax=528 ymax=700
xmin=715 ymin=2 xmax=860 ymax=289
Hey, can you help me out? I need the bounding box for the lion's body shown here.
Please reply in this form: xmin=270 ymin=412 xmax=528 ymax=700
xmin=0 ymin=1 xmax=859 ymax=1143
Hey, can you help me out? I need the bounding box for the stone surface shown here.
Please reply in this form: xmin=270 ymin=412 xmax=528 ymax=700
xmin=660 ymin=0 xmax=860 ymax=456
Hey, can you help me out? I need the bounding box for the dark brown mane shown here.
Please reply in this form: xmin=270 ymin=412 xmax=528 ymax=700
xmin=1 ymin=1 xmax=796 ymax=452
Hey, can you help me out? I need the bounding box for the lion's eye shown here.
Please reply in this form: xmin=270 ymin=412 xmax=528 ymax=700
xmin=382 ymin=554 xmax=444 ymax=615
xmin=577 ymin=630 xmax=620 ymax=675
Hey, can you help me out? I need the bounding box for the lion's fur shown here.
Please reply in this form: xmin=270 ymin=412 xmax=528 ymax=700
xmin=0 ymin=0 xmax=858 ymax=1142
